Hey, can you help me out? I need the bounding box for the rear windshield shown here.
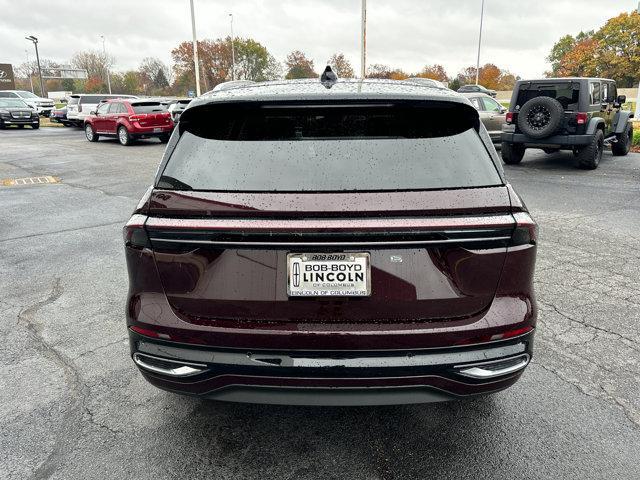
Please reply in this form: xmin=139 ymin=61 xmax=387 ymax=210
xmin=67 ymin=96 xmax=79 ymax=105
xmin=516 ymin=82 xmax=580 ymax=110
xmin=131 ymin=102 xmax=165 ymax=114
xmin=159 ymin=103 xmax=501 ymax=192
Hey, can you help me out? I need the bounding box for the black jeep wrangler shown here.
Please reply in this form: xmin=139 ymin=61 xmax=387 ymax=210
xmin=501 ymin=78 xmax=634 ymax=169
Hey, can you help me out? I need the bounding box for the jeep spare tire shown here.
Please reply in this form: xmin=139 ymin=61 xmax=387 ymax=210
xmin=517 ymin=97 xmax=565 ymax=139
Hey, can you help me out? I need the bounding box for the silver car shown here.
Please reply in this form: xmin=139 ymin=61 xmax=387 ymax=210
xmin=462 ymin=92 xmax=507 ymax=144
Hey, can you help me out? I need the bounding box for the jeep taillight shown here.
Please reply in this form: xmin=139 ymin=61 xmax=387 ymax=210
xmin=506 ymin=112 xmax=514 ymax=124
xmin=576 ymin=112 xmax=588 ymax=125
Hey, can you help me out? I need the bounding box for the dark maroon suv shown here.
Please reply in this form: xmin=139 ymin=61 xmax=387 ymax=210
xmin=124 ymin=78 xmax=537 ymax=405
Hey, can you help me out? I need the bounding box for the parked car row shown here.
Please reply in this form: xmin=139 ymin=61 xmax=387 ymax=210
xmin=0 ymin=90 xmax=55 ymax=116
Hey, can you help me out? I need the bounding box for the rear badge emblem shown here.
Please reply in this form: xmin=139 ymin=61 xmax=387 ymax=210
xmin=390 ymin=255 xmax=403 ymax=263
xmin=292 ymin=262 xmax=301 ymax=287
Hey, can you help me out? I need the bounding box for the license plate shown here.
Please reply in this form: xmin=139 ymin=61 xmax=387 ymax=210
xmin=153 ymin=127 xmax=162 ymax=133
xmin=287 ymin=253 xmax=371 ymax=297
xmin=502 ymin=124 xmax=516 ymax=133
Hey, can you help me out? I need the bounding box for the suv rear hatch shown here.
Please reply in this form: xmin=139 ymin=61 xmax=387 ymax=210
xmin=511 ymin=80 xmax=585 ymax=135
xmin=145 ymin=100 xmax=515 ymax=324
xmin=130 ymin=102 xmax=172 ymax=127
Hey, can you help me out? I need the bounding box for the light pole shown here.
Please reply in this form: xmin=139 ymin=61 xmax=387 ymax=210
xmin=100 ymin=35 xmax=112 ymax=94
xmin=229 ymin=14 xmax=236 ymax=81
xmin=189 ymin=0 xmax=201 ymax=96
xmin=360 ymin=0 xmax=367 ymax=79
xmin=475 ymin=0 xmax=485 ymax=85
xmin=25 ymin=35 xmax=44 ymax=97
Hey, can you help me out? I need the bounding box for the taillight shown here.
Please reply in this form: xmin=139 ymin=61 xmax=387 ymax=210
xmin=78 ymin=105 xmax=82 ymax=112
xmin=511 ymin=212 xmax=537 ymax=246
xmin=123 ymin=214 xmax=151 ymax=249
xmin=576 ymin=112 xmax=588 ymax=125
xmin=505 ymin=112 xmax=514 ymax=124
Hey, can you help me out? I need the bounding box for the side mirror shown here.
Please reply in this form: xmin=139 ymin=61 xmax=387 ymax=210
xmin=90 ymin=110 xmax=97 ymax=115
xmin=500 ymin=106 xmax=507 ymax=114
xmin=617 ymin=95 xmax=626 ymax=104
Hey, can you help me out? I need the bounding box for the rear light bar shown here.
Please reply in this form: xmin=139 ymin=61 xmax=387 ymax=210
xmin=123 ymin=214 xmax=151 ymax=249
xmin=576 ymin=112 xmax=588 ymax=125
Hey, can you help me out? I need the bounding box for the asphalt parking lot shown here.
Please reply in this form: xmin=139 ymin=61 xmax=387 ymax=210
xmin=1 ymin=128 xmax=639 ymax=480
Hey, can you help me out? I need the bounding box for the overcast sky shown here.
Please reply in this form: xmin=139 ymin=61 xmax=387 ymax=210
xmin=1 ymin=0 xmax=637 ymax=79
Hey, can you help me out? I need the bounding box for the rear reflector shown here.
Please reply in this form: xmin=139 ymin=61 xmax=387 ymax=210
xmin=455 ymin=326 xmax=533 ymax=346
xmin=130 ymin=325 xmax=170 ymax=339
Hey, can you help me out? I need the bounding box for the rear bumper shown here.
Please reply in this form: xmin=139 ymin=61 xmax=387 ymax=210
xmin=129 ymin=331 xmax=534 ymax=405
xmin=501 ymin=132 xmax=593 ymax=147
xmin=129 ymin=124 xmax=173 ymax=136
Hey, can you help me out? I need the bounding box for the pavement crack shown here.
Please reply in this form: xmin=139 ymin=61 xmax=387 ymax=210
xmin=539 ymin=300 xmax=639 ymax=348
xmin=61 ymin=180 xmax=136 ymax=200
xmin=534 ymin=361 xmax=640 ymax=429
xmin=72 ymin=338 xmax=127 ymax=360
xmin=83 ymin=406 xmax=121 ymax=437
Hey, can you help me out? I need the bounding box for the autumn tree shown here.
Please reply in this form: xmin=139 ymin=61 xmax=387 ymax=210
xmin=456 ymin=63 xmax=519 ymax=90
xmin=285 ymin=50 xmax=317 ymax=79
xmin=593 ymin=12 xmax=640 ymax=86
xmin=366 ymin=64 xmax=408 ymax=80
xmin=71 ymin=50 xmax=114 ymax=81
xmin=327 ymin=53 xmax=354 ymax=78
xmin=235 ymin=38 xmax=281 ymax=81
xmin=414 ymin=64 xmax=449 ymax=83
xmin=547 ymin=32 xmax=593 ymax=76
xmin=172 ymin=37 xmax=279 ymax=92
xmin=554 ymin=38 xmax=599 ymax=78
xmin=547 ymin=11 xmax=640 ymax=86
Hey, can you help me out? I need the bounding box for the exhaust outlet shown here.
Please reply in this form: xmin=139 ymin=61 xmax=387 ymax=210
xmin=455 ymin=354 xmax=530 ymax=379
xmin=132 ymin=352 xmax=207 ymax=377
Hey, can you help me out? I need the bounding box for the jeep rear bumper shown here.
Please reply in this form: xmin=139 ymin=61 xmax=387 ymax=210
xmin=501 ymin=133 xmax=593 ymax=147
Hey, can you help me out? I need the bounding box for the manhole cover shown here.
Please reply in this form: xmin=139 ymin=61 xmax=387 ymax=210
xmin=1 ymin=176 xmax=60 ymax=186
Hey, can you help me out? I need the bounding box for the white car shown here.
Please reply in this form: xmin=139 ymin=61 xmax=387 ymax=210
xmin=0 ymin=90 xmax=55 ymax=116
xmin=66 ymin=93 xmax=137 ymax=126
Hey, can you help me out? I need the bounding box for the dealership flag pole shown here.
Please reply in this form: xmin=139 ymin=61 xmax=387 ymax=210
xmin=360 ymin=0 xmax=367 ymax=79
xmin=476 ymin=0 xmax=485 ymax=85
xmin=190 ymin=0 xmax=201 ymax=96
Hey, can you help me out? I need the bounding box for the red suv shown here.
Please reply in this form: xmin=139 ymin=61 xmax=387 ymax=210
xmin=84 ymin=99 xmax=174 ymax=145
xmin=124 ymin=78 xmax=537 ymax=405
